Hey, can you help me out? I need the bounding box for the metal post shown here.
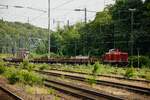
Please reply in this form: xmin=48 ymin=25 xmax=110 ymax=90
xmin=113 ymin=23 xmax=115 ymax=49
xmin=137 ymin=48 xmax=140 ymax=68
xmin=84 ymin=8 xmax=87 ymax=55
xmin=84 ymin=8 xmax=87 ymax=24
xmin=67 ymin=20 xmax=70 ymax=27
xmin=75 ymin=41 xmax=77 ymax=56
xmin=27 ymin=17 xmax=29 ymax=23
xmin=74 ymin=8 xmax=96 ymax=56
xmin=131 ymin=11 xmax=134 ymax=66
xmin=48 ymin=0 xmax=51 ymax=58
xmin=129 ymin=8 xmax=136 ymax=67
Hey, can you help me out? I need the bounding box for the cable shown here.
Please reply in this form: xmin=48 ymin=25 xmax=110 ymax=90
xmin=52 ymin=0 xmax=75 ymax=10
xmin=0 ymin=4 xmax=47 ymax=13
xmin=26 ymin=7 xmax=47 ymax=13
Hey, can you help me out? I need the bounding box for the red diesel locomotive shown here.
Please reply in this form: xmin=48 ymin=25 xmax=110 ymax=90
xmin=102 ymin=49 xmax=128 ymax=65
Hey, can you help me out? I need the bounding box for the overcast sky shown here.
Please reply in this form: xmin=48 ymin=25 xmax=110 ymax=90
xmin=0 ymin=0 xmax=115 ymax=30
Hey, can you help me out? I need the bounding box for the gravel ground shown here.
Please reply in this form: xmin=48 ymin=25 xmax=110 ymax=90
xmin=0 ymin=76 xmax=80 ymax=100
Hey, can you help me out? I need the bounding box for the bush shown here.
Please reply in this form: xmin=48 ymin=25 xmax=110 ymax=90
xmin=20 ymin=60 xmax=35 ymax=71
xmin=22 ymin=59 xmax=29 ymax=69
xmin=92 ymin=62 xmax=101 ymax=76
xmin=27 ymin=64 xmax=34 ymax=71
xmin=0 ymin=61 xmax=6 ymax=74
xmin=4 ymin=67 xmax=19 ymax=84
xmin=19 ymin=70 xmax=43 ymax=85
xmin=3 ymin=67 xmax=15 ymax=77
xmin=128 ymin=56 xmax=150 ymax=68
xmin=85 ymin=76 xmax=97 ymax=85
xmin=0 ymin=66 xmax=6 ymax=74
xmin=8 ymin=71 xmax=20 ymax=84
xmin=0 ymin=61 xmax=4 ymax=67
xmin=39 ymin=63 xmax=49 ymax=70
xmin=3 ymin=67 xmax=43 ymax=85
xmin=124 ymin=67 xmax=136 ymax=78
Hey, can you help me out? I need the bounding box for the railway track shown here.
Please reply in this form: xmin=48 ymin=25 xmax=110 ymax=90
xmin=0 ymin=85 xmax=23 ymax=100
xmin=4 ymin=60 xmax=150 ymax=83
xmin=37 ymin=70 xmax=150 ymax=95
xmin=49 ymin=69 xmax=150 ymax=83
xmin=44 ymin=77 xmax=123 ymax=100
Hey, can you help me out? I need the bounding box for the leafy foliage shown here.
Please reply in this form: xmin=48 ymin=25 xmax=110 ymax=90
xmin=92 ymin=62 xmax=101 ymax=76
xmin=0 ymin=61 xmax=7 ymax=74
xmin=39 ymin=63 xmax=49 ymax=70
xmin=0 ymin=65 xmax=6 ymax=74
xmin=128 ymin=56 xmax=150 ymax=67
xmin=4 ymin=67 xmax=43 ymax=85
xmin=124 ymin=67 xmax=136 ymax=78
xmin=0 ymin=20 xmax=49 ymax=54
xmin=85 ymin=76 xmax=97 ymax=85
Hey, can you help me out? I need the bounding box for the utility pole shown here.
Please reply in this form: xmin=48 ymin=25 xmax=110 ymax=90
xmin=84 ymin=8 xmax=87 ymax=24
xmin=48 ymin=0 xmax=51 ymax=58
xmin=113 ymin=22 xmax=115 ymax=49
xmin=74 ymin=8 xmax=87 ymax=24
xmin=129 ymin=8 xmax=136 ymax=66
xmin=67 ymin=20 xmax=70 ymax=27
xmin=137 ymin=48 xmax=140 ymax=68
xmin=27 ymin=17 xmax=29 ymax=23
xmin=74 ymin=8 xmax=88 ymax=55
xmin=27 ymin=17 xmax=30 ymax=52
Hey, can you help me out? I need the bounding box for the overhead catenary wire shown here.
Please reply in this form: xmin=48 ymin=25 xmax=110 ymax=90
xmin=52 ymin=0 xmax=75 ymax=10
xmin=0 ymin=4 xmax=47 ymax=13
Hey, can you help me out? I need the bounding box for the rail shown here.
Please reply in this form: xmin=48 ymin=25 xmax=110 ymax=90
xmin=37 ymin=70 xmax=150 ymax=95
xmin=49 ymin=69 xmax=150 ymax=83
xmin=0 ymin=85 xmax=23 ymax=100
xmin=44 ymin=77 xmax=123 ymax=100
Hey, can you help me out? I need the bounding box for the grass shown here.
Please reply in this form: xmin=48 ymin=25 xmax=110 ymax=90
xmin=0 ymin=61 xmax=43 ymax=85
xmin=25 ymin=85 xmax=55 ymax=94
xmin=39 ymin=63 xmax=49 ymax=70
xmin=0 ymin=54 xmax=12 ymax=59
xmin=41 ymin=63 xmax=150 ymax=80
xmin=124 ymin=67 xmax=136 ymax=78
xmin=27 ymin=62 xmax=150 ymax=80
xmin=0 ymin=60 xmax=62 ymax=99
xmin=85 ymin=76 xmax=97 ymax=85
xmin=0 ymin=62 xmax=6 ymax=74
xmin=4 ymin=68 xmax=43 ymax=85
xmin=13 ymin=83 xmax=60 ymax=99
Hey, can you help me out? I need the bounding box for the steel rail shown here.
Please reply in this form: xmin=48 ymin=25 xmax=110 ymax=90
xmin=37 ymin=70 xmax=150 ymax=95
xmin=49 ymin=69 xmax=150 ymax=83
xmin=44 ymin=78 xmax=123 ymax=100
xmin=0 ymin=85 xmax=23 ymax=100
xmin=4 ymin=60 xmax=150 ymax=83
